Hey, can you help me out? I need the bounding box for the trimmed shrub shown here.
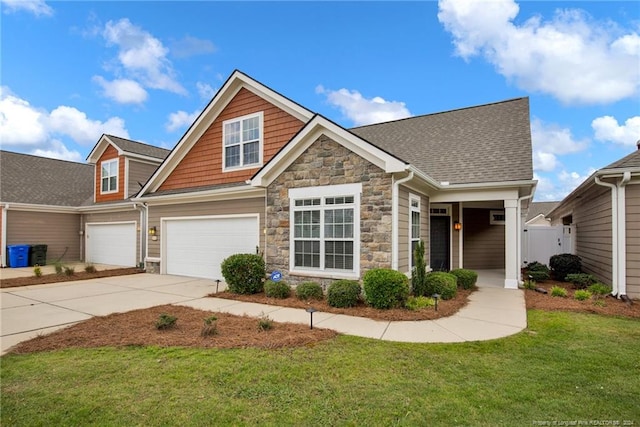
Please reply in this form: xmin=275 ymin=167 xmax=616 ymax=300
xmin=549 ymin=254 xmax=582 ymax=281
xmin=296 ymin=282 xmax=324 ymax=301
xmin=405 ymin=296 xmax=435 ymax=311
xmin=525 ymin=262 xmax=550 ymax=282
xmin=363 ymin=268 xmax=410 ymax=309
xmin=221 ymin=253 xmax=265 ymax=294
xmin=327 ymin=280 xmax=361 ymax=308
xmin=588 ymin=283 xmax=612 ymax=296
xmin=264 ymin=280 xmax=291 ymax=299
xmin=421 ymin=272 xmax=458 ymax=300
xmin=565 ymin=273 xmax=597 ymax=289
xmin=550 ymin=286 xmax=568 ymax=297
xmin=411 ymin=240 xmax=427 ymax=295
xmin=574 ymin=289 xmax=592 ymax=301
xmin=450 ymin=269 xmax=478 ymax=290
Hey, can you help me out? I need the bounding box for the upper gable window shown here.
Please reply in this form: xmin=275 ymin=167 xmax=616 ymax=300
xmin=223 ymin=112 xmax=263 ymax=171
xmin=100 ymin=159 xmax=118 ymax=194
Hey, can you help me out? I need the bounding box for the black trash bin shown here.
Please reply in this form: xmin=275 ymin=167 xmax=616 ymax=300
xmin=29 ymin=244 xmax=48 ymax=266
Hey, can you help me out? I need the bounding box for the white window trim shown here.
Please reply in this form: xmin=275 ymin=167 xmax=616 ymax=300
xmin=222 ymin=111 xmax=264 ymax=172
xmin=409 ymin=193 xmax=421 ymax=270
xmin=100 ymin=158 xmax=119 ymax=194
xmin=289 ymin=183 xmax=362 ymax=279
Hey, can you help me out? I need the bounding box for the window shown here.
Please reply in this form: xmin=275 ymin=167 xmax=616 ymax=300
xmin=290 ymin=184 xmax=361 ymax=278
xmin=101 ymin=159 xmax=118 ymax=193
xmin=410 ymin=194 xmax=420 ymax=269
xmin=223 ymin=112 xmax=263 ymax=170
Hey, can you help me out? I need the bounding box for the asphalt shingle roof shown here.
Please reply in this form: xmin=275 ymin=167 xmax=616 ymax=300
xmin=105 ymin=135 xmax=171 ymax=160
xmin=0 ymin=151 xmax=94 ymax=206
xmin=526 ymin=201 xmax=560 ymax=222
xmin=350 ymin=98 xmax=533 ymax=184
xmin=603 ymin=147 xmax=640 ymax=170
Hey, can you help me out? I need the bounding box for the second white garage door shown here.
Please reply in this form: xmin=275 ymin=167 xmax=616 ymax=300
xmin=164 ymin=215 xmax=259 ymax=280
xmin=85 ymin=222 xmax=137 ymax=267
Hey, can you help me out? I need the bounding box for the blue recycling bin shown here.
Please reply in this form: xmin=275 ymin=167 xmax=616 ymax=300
xmin=7 ymin=244 xmax=30 ymax=268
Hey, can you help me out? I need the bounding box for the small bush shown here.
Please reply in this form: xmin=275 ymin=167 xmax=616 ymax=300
xmin=405 ymin=296 xmax=435 ymax=311
xmin=155 ymin=313 xmax=177 ymax=330
xmin=565 ymin=273 xmax=597 ymax=289
xmin=593 ymin=299 xmax=606 ymax=308
xmin=421 ymin=272 xmax=458 ymax=300
xmin=33 ymin=266 xmax=42 ymax=277
xmin=201 ymin=316 xmax=218 ymax=336
xmin=588 ymin=283 xmax=612 ymax=296
xmin=63 ymin=266 xmax=75 ymax=276
xmin=363 ymin=268 xmax=410 ymax=309
xmin=84 ymin=264 xmax=97 ymax=274
xmin=54 ymin=262 xmax=63 ymax=275
xmin=327 ymin=280 xmax=361 ymax=308
xmin=296 ymin=282 xmax=324 ymax=300
xmin=525 ymin=262 xmax=550 ymax=281
xmin=549 ymin=254 xmax=582 ymax=281
xmin=550 ymin=286 xmax=568 ymax=297
xmin=264 ymin=280 xmax=291 ymax=299
xmin=522 ymin=280 xmax=537 ymax=290
xmin=574 ymin=289 xmax=592 ymax=301
xmin=450 ymin=269 xmax=478 ymax=290
xmin=221 ymin=253 xmax=265 ymax=294
xmin=257 ymin=313 xmax=273 ymax=332
xmin=526 ymin=261 xmax=548 ymax=272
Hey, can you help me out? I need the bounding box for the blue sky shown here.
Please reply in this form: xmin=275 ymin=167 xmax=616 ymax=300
xmin=1 ymin=0 xmax=638 ymax=201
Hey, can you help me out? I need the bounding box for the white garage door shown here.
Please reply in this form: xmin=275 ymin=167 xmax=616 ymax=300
xmin=164 ymin=216 xmax=259 ymax=280
xmin=86 ymin=223 xmax=137 ymax=267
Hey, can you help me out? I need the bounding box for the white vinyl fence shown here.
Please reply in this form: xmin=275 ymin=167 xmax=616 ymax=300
xmin=523 ymin=225 xmax=574 ymax=267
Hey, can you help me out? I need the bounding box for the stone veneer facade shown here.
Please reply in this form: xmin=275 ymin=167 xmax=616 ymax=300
xmin=266 ymin=135 xmax=394 ymax=287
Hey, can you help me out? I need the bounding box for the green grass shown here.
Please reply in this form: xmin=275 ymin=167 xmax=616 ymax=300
xmin=2 ymin=310 xmax=639 ymax=426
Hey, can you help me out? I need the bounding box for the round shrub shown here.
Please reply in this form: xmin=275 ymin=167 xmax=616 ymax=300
xmin=574 ymin=289 xmax=592 ymax=301
xmin=296 ymin=282 xmax=324 ymax=300
xmin=327 ymin=280 xmax=361 ymax=308
xmin=525 ymin=262 xmax=550 ymax=282
xmin=363 ymin=268 xmax=410 ymax=309
xmin=264 ymin=280 xmax=291 ymax=299
xmin=421 ymin=272 xmax=458 ymax=300
xmin=565 ymin=273 xmax=597 ymax=289
xmin=450 ymin=269 xmax=478 ymax=290
xmin=549 ymin=254 xmax=582 ymax=281
xmin=220 ymin=253 xmax=265 ymax=294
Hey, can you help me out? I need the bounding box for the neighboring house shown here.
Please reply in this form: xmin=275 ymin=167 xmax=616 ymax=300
xmin=2 ymin=70 xmax=537 ymax=291
xmin=0 ymin=135 xmax=169 ymax=268
xmin=525 ymin=201 xmax=559 ymax=226
xmin=548 ymin=145 xmax=640 ymax=299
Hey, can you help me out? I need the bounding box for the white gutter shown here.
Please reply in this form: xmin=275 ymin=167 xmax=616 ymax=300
xmin=392 ymin=170 xmax=414 ymax=270
xmin=1 ymin=204 xmax=8 ymax=267
xmin=616 ymin=171 xmax=631 ymax=296
xmin=594 ymin=176 xmax=619 ymax=296
xmin=132 ymin=202 xmax=148 ymax=268
xmin=517 ymin=191 xmax=535 ymax=283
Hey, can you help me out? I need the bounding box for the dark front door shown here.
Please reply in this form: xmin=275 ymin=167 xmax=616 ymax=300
xmin=430 ymin=216 xmax=450 ymax=271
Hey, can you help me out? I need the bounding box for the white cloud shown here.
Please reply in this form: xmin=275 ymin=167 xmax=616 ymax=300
xmin=1 ymin=0 xmax=53 ymax=16
xmin=31 ymin=139 xmax=82 ymax=162
xmin=438 ymin=0 xmax=640 ymax=104
xmin=591 ymin=115 xmax=640 ymax=147
xmin=196 ymin=81 xmax=215 ymax=100
xmin=170 ymin=35 xmax=216 ymax=58
xmin=0 ymin=87 xmax=129 ymax=159
xmin=93 ymin=76 xmax=148 ymax=104
xmin=316 ymin=85 xmax=411 ymax=126
xmin=530 ymin=118 xmax=588 ymax=172
xmin=534 ymin=168 xmax=595 ymax=201
xmin=102 ymin=18 xmax=186 ymax=95
xmin=165 ymin=110 xmax=200 ymax=132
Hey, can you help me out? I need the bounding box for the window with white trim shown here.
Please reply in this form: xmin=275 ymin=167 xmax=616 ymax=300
xmin=410 ymin=194 xmax=420 ymax=269
xmin=290 ymin=184 xmax=361 ymax=277
xmin=101 ymin=159 xmax=118 ymax=193
xmin=223 ymin=112 xmax=263 ymax=170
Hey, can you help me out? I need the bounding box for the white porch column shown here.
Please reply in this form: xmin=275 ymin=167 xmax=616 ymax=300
xmin=504 ymin=199 xmax=519 ymax=289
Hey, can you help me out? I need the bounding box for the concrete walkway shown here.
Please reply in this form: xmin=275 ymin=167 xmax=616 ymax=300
xmin=1 ymin=273 xmax=526 ymax=355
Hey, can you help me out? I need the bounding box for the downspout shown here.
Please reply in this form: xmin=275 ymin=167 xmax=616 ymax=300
xmin=1 ymin=204 xmax=8 ymax=267
xmin=133 ymin=202 xmax=148 ymax=269
xmin=517 ymin=192 xmax=534 ymax=283
xmin=594 ymin=176 xmax=618 ymax=296
xmin=392 ymin=170 xmax=414 ymax=270
xmin=616 ymin=171 xmax=631 ymax=297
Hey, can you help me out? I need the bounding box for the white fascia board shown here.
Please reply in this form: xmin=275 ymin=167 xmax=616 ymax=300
xmin=123 ymin=152 xmax=165 ymax=164
xmin=134 ymin=185 xmax=265 ymax=206
xmin=78 ymin=202 xmax=139 ymax=213
xmin=86 ymin=135 xmax=113 ymax=164
xmin=2 ymin=203 xmax=80 ymax=214
xmin=252 ymin=116 xmax=408 ymax=187
xmin=430 ymin=187 xmax=520 ymax=203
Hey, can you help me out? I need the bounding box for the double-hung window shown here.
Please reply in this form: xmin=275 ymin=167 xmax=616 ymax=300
xmin=223 ymin=112 xmax=263 ymax=171
xmin=101 ymin=159 xmax=118 ymax=194
xmin=290 ymin=184 xmax=361 ymax=278
xmin=409 ymin=194 xmax=421 ymax=269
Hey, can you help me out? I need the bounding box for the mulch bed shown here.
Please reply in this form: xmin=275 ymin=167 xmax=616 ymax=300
xmin=0 ymin=268 xmax=145 ymax=288
xmin=7 ymin=304 xmax=338 ymax=355
xmin=210 ymin=289 xmax=474 ymax=322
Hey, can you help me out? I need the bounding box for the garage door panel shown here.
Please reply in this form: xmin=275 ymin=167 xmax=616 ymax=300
xmin=165 ymin=217 xmax=259 ymax=280
xmin=86 ymin=223 xmax=136 ymax=267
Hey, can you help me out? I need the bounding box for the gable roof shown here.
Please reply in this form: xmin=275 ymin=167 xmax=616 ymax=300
xmin=0 ymin=151 xmax=93 ymax=206
xmin=350 ymin=98 xmax=533 ymax=185
xmin=87 ymin=135 xmax=170 ymax=164
xmin=526 ymin=201 xmax=559 ymax=222
xmin=601 ymin=147 xmax=640 ymax=170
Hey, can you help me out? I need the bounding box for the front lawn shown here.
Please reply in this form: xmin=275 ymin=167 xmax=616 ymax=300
xmin=2 ymin=310 xmax=639 ymax=426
